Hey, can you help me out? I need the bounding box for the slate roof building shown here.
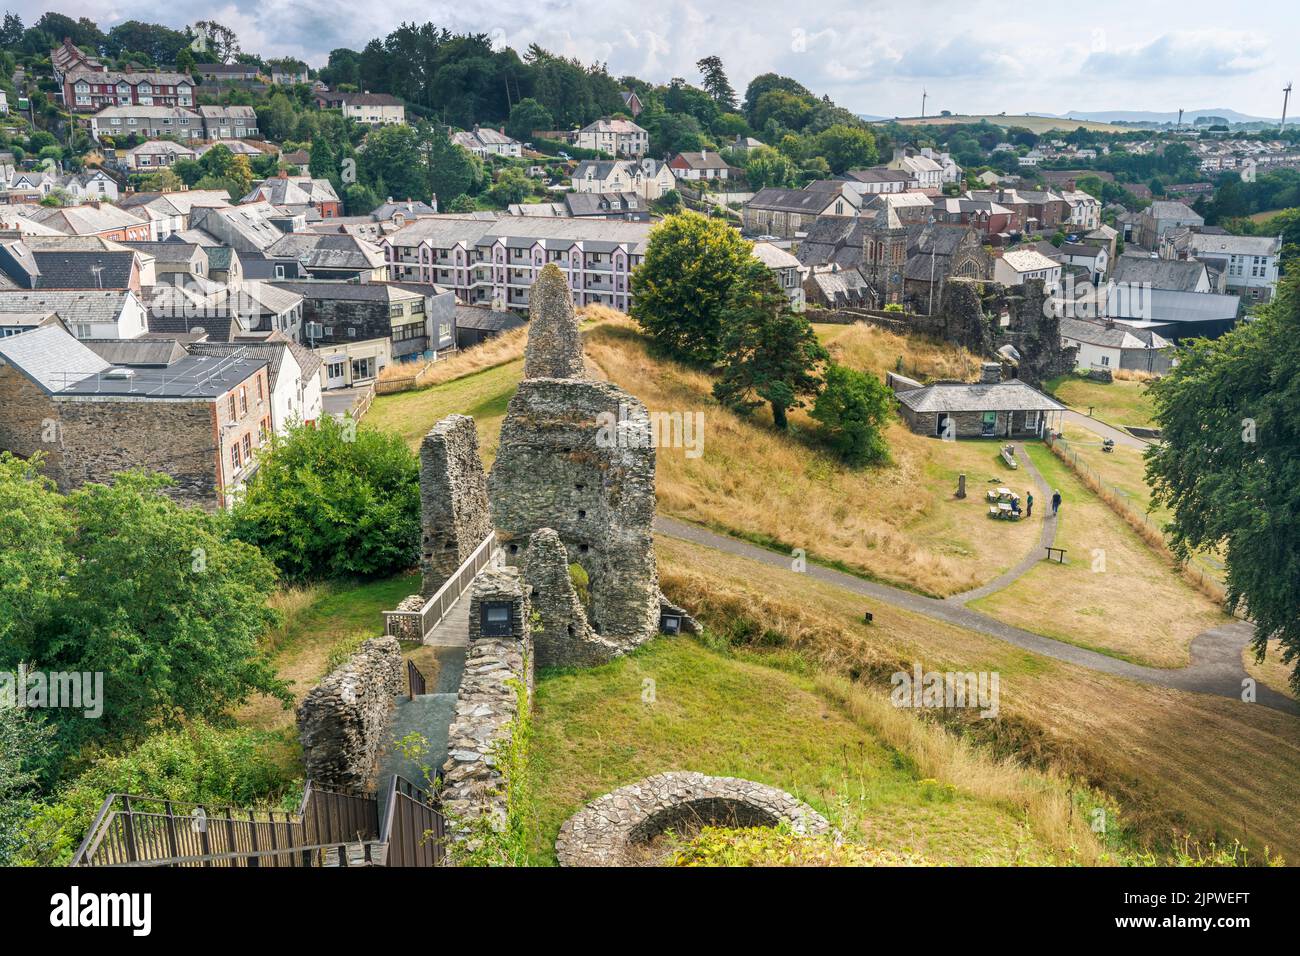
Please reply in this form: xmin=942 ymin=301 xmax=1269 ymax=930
xmin=1059 ymin=317 xmax=1174 ymax=374
xmin=0 ymin=325 xmax=271 ymax=508
xmin=891 ymin=362 xmax=1065 ymax=438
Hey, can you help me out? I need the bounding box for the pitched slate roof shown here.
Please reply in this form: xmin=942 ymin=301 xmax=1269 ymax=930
xmin=265 ymin=232 xmax=386 ymax=271
xmin=896 ymin=379 xmax=1065 ymax=414
xmin=1059 ymin=317 xmax=1170 ymax=350
xmin=31 ymin=251 xmax=137 ymax=289
xmin=746 ymin=187 xmax=837 ymax=214
xmin=454 ymin=305 xmax=525 ymax=333
xmin=1112 ymin=256 xmax=1207 ymax=292
xmin=0 ymin=324 xmax=110 ymax=393
xmin=83 ymin=338 xmax=189 ymax=367
xmin=0 ymin=289 xmax=135 ymax=326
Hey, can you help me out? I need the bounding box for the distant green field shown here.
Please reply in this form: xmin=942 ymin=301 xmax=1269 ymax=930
xmin=886 ymin=114 xmax=1132 ymax=134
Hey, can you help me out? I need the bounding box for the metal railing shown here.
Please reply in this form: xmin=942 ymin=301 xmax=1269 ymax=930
xmin=380 ymin=775 xmax=447 ymax=868
xmin=71 ymin=782 xmax=380 ymax=868
xmin=407 ymin=660 xmax=427 ymax=699
xmin=383 ymin=532 xmax=496 ymax=642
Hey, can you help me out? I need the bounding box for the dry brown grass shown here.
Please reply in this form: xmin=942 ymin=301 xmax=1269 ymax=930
xmin=816 ymin=322 xmax=982 ymax=382
xmin=414 ymin=325 xmax=530 ymax=389
xmin=656 ymin=534 xmax=1300 ymax=862
xmin=815 ymin=675 xmax=1105 ymax=864
xmin=1048 ymin=432 xmax=1228 ymax=606
xmin=585 ymin=320 xmax=1039 ymax=597
xmin=1111 ymin=368 xmax=1158 ymax=383
xmin=1244 ymin=641 xmax=1299 ymax=703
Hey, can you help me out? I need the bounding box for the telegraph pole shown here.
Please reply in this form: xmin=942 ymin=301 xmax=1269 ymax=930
xmin=1282 ymin=83 xmax=1293 ymax=131
xmin=921 ymin=88 xmax=928 ymax=119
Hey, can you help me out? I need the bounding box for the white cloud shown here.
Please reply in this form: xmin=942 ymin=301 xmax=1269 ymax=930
xmin=1083 ymin=31 xmax=1272 ymax=77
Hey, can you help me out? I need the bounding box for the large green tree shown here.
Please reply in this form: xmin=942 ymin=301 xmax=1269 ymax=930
xmin=1145 ymin=275 xmax=1300 ymax=693
xmin=696 ymin=55 xmax=738 ymax=111
xmin=231 ymin=416 xmax=420 ymax=581
xmin=712 ymin=262 xmax=828 ymax=429
xmin=0 ymin=457 xmax=285 ymax=760
xmin=505 ymin=98 xmax=553 ymax=141
xmin=631 ymin=212 xmax=758 ymax=365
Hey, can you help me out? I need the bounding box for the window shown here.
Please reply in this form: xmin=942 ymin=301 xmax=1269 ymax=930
xmin=228 ymin=395 xmax=237 ymax=419
xmin=256 ymin=376 xmax=263 ymax=401
xmin=239 ymin=387 xmax=248 ymax=416
xmin=351 ymin=356 xmax=376 ymax=380
xmin=231 ymin=444 xmax=241 ymax=472
xmin=242 ymin=433 xmax=252 ymax=461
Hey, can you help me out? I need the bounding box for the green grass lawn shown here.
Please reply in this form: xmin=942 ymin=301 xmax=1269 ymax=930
xmin=1044 ymin=375 xmax=1157 ymax=428
xmin=366 ymin=360 xmax=521 ymax=465
xmin=969 ymin=445 xmax=1225 ymax=667
xmin=529 ymin=637 xmax=1077 ymax=866
xmin=236 ymin=571 xmax=420 ymax=732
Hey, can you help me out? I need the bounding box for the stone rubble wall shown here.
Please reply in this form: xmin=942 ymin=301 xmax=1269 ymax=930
xmin=523 ymin=263 xmax=587 ymax=380
xmin=420 ymin=414 xmax=492 ymax=598
xmin=489 ymin=377 xmax=660 ymax=653
xmin=555 ymin=772 xmax=831 ymax=866
xmin=441 ymin=567 xmax=533 ymax=841
xmin=296 ymin=637 xmax=402 ymax=791
xmin=524 ymin=527 xmax=624 ymax=667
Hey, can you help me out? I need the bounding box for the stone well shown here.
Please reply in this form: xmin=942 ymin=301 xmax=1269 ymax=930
xmin=555 ymin=771 xmax=831 ymax=866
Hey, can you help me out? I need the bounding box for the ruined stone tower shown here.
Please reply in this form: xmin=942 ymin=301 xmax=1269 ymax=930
xmin=419 ymin=414 xmax=492 ymax=597
xmin=488 ymin=266 xmax=661 ymax=660
xmin=523 ymin=263 xmax=586 ymax=379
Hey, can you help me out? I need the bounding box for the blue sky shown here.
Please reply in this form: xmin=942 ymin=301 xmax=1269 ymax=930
xmin=38 ymin=1 xmax=1298 ymax=118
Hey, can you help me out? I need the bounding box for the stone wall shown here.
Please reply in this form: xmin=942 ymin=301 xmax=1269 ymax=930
xmin=419 ymin=414 xmax=491 ymax=597
xmin=523 ymin=263 xmax=585 ymax=379
xmin=490 ymin=376 xmax=660 ymax=653
xmin=524 ymin=527 xmax=622 ymax=668
xmin=0 ymin=367 xmax=62 ymax=477
xmin=56 ymin=397 xmax=222 ymax=507
xmin=488 ymin=264 xmax=660 ymax=660
xmin=441 ymin=568 xmax=532 ymax=841
xmin=555 ymin=772 xmax=831 ymax=866
xmin=296 ymin=636 xmax=402 ymax=791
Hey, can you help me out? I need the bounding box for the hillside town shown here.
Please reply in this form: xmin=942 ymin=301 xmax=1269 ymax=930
xmin=0 ymin=7 xmax=1298 ymax=916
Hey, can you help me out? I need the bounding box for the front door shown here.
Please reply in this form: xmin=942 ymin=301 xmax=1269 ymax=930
xmin=981 ymin=412 xmax=997 ymax=437
xmin=936 ymin=413 xmax=950 ymax=438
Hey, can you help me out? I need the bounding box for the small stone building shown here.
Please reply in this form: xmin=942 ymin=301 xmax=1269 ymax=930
xmin=892 ymin=363 xmax=1065 ymax=439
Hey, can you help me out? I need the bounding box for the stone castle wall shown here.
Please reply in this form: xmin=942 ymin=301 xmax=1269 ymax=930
xmin=489 ymin=376 xmax=660 ymax=652
xmin=419 ymin=414 xmax=492 ymax=597
xmin=296 ymin=636 xmax=402 ymax=791
xmin=441 ymin=568 xmax=533 ymax=843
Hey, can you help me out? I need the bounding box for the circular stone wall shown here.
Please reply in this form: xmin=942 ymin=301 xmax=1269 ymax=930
xmin=555 ymin=771 xmax=831 ymax=866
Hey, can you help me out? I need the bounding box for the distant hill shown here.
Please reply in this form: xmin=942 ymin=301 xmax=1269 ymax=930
xmin=1047 ymin=109 xmax=1280 ymax=125
xmin=872 ymin=114 xmax=1131 ymax=133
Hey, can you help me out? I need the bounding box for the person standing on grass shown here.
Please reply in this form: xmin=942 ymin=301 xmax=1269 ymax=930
xmin=1051 ymin=489 xmax=1062 ymax=516
xmin=1026 ymin=491 xmax=1034 ymax=518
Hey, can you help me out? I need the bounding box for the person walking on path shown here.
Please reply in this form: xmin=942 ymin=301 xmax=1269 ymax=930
xmin=1025 ymin=492 xmax=1034 ymax=518
xmin=1051 ymin=489 xmax=1062 ymax=516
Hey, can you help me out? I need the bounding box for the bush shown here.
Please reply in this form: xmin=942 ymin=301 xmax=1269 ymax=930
xmin=17 ymin=722 xmax=300 ymax=867
xmin=231 ymin=416 xmax=420 ymax=581
xmin=810 ymin=363 xmax=892 ymax=467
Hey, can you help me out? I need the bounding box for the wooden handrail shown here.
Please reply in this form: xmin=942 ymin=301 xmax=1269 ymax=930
xmin=382 ymin=532 xmax=496 ymax=642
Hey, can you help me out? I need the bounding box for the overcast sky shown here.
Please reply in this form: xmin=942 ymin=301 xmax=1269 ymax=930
xmin=46 ymin=1 xmax=1298 ymax=118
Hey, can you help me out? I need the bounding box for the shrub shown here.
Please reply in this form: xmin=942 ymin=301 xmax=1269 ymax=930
xmin=810 ymin=363 xmax=892 ymax=466
xmin=231 ymin=417 xmax=420 ymax=581
xmin=18 ymin=721 xmax=300 ymax=867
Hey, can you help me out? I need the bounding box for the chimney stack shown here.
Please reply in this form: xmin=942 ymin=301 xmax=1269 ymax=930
xmin=979 ymin=362 xmax=1002 ymax=384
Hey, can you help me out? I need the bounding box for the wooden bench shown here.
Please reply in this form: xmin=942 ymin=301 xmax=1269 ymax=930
xmin=1045 ymin=547 xmax=1067 ymax=563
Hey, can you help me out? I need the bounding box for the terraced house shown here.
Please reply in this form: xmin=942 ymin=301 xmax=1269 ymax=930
xmin=382 ymin=216 xmax=650 ymax=313
xmin=62 ymin=66 xmax=195 ymax=112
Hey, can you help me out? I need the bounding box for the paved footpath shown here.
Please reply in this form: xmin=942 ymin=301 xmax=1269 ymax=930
xmin=654 ymin=505 xmax=1298 ymax=715
xmin=1061 ymin=409 xmax=1150 ymax=449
